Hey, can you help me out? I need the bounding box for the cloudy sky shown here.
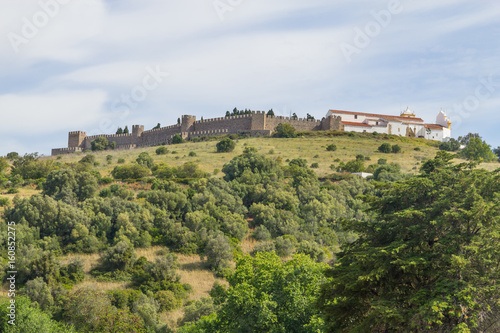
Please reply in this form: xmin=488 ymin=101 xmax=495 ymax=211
xmin=0 ymin=0 xmax=499 ymax=156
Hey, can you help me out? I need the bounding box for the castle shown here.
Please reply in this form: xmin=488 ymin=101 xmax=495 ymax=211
xmin=51 ymin=109 xmax=451 ymax=155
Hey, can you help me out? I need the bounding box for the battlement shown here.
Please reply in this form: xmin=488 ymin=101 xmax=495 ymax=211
xmin=53 ymin=111 xmax=344 ymax=156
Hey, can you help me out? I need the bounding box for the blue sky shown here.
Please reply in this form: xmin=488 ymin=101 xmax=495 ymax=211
xmin=0 ymin=0 xmax=499 ymax=156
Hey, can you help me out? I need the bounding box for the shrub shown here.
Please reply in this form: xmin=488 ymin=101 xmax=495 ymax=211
xmin=112 ymin=165 xmax=151 ymax=180
xmin=391 ymin=144 xmax=402 ymax=154
xmin=326 ymin=144 xmax=337 ymax=151
xmin=136 ymin=152 xmax=154 ymax=168
xmin=155 ymin=290 xmax=182 ymax=312
xmin=156 ymin=146 xmax=169 ymax=155
xmin=91 ymin=137 xmax=109 ymax=151
xmin=378 ymin=143 xmax=392 ymax=153
xmin=189 ymin=151 xmax=197 ymax=157
xmin=311 ymin=162 xmax=319 ymax=169
xmin=106 ymin=155 xmax=113 ymax=164
xmin=110 ymin=141 xmax=116 ymax=149
xmin=378 ymin=158 xmax=387 ymax=165
xmin=204 ymin=233 xmax=233 ymax=276
xmin=79 ymin=154 xmax=96 ymax=165
xmin=274 ymin=123 xmax=297 ymax=138
xmin=439 ymin=138 xmax=460 ymax=152
xmin=172 ymin=134 xmax=183 ymax=144
xmin=216 ymin=138 xmax=236 ymax=153
xmin=117 ymin=158 xmax=125 ymax=164
xmin=414 ymin=147 xmax=421 ymax=151
xmin=0 ymin=197 xmax=9 ymax=207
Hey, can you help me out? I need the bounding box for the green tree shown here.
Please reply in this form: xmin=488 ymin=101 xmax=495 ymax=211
xmin=391 ymin=144 xmax=401 ymax=153
xmin=172 ymin=134 xmax=183 ymax=144
xmin=319 ymin=153 xmax=500 ymax=332
xmin=378 ymin=143 xmax=392 ymax=153
xmin=439 ymin=138 xmax=461 ymax=152
xmin=216 ymin=137 xmax=236 ymax=153
xmin=197 ymin=252 xmax=327 ymax=332
xmin=204 ymin=233 xmax=233 ymax=275
xmin=42 ymin=168 xmax=98 ymax=203
xmin=116 ymin=127 xmax=123 ymax=134
xmin=136 ymin=152 xmax=154 ymax=168
xmin=124 ymin=126 xmax=130 ymax=134
xmin=6 ymin=151 xmax=19 ymax=160
xmin=91 ymin=137 xmax=109 ymax=151
xmin=274 ymin=123 xmax=297 ymax=138
xmin=0 ymin=296 xmax=76 ymax=332
xmin=459 ymin=137 xmax=496 ymax=162
xmin=267 ymin=109 xmax=275 ymax=116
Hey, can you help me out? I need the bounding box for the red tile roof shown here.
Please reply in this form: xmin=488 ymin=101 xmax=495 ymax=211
xmin=424 ymin=124 xmax=445 ymax=130
xmin=342 ymin=121 xmax=372 ymax=128
xmin=329 ymin=109 xmax=424 ymax=123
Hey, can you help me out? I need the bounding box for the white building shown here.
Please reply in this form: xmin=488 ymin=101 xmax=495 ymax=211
xmin=326 ymin=108 xmax=451 ymax=142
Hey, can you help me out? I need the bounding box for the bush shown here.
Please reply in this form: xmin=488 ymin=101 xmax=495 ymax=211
xmin=118 ymin=158 xmax=125 ymax=164
xmin=326 ymin=144 xmax=337 ymax=151
xmin=172 ymin=134 xmax=183 ymax=144
xmin=216 ymin=138 xmax=236 ymax=153
xmin=274 ymin=123 xmax=297 ymax=138
xmin=136 ymin=152 xmax=154 ymax=168
xmin=378 ymin=143 xmax=392 ymax=153
xmin=189 ymin=151 xmax=197 ymax=157
xmin=112 ymin=165 xmax=151 ymax=180
xmin=0 ymin=197 xmax=9 ymax=207
xmin=311 ymin=163 xmax=319 ymax=169
xmin=391 ymin=144 xmax=402 ymax=154
xmin=156 ymin=146 xmax=169 ymax=155
xmin=91 ymin=137 xmax=109 ymax=151
xmin=155 ymin=290 xmax=182 ymax=312
xmin=439 ymin=138 xmax=460 ymax=152
xmin=378 ymin=158 xmax=387 ymax=165
xmin=204 ymin=233 xmax=233 ymax=276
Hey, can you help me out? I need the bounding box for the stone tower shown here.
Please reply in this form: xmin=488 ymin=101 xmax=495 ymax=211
xmin=68 ymin=131 xmax=86 ymax=148
xmin=181 ymin=115 xmax=196 ymax=133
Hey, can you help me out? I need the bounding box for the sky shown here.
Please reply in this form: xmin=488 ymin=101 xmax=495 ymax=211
xmin=0 ymin=0 xmax=499 ymax=156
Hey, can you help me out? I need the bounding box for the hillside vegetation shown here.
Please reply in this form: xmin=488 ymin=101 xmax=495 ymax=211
xmin=1 ymin=132 xmax=499 ymax=332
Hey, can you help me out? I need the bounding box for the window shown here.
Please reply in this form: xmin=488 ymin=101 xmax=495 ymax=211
xmin=354 ymin=115 xmax=358 ymax=119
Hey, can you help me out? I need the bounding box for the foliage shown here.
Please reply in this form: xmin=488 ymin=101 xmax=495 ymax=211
xmin=91 ymin=137 xmax=109 ymax=151
xmin=274 ymin=123 xmax=297 ymax=138
xmin=216 ymin=137 xmax=236 ymax=153
xmin=326 ymin=144 xmax=337 ymax=151
xmin=372 ymin=163 xmax=405 ymax=182
xmin=11 ymin=153 xmax=55 ymax=180
xmin=459 ymin=137 xmax=497 ymax=162
xmin=194 ymin=252 xmax=327 ymax=332
xmin=0 ymin=296 xmax=76 ymax=332
xmin=64 ymin=288 xmax=146 ymax=332
xmin=391 ymin=144 xmax=402 ymax=153
xmin=112 ymin=164 xmax=152 ymax=180
xmin=156 ymin=146 xmax=169 ymax=155
xmin=136 ymin=152 xmax=154 ymax=168
xmin=204 ymin=233 xmax=233 ymax=275
xmin=319 ymin=153 xmax=500 ymax=332
xmin=439 ymin=138 xmax=461 ymax=152
xmin=172 ymin=134 xmax=184 ymax=144
xmin=378 ymin=143 xmax=392 ymax=153
xmin=42 ymin=168 xmax=98 ymax=204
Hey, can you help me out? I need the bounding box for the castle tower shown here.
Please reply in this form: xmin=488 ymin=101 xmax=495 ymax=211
xmin=68 ymin=131 xmax=86 ymax=148
xmin=181 ymin=115 xmax=196 ymax=133
xmin=131 ymin=125 xmax=144 ymax=146
xmin=132 ymin=125 xmax=144 ymax=137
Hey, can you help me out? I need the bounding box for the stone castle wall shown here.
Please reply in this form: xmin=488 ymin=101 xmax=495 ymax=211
xmin=53 ymin=111 xmax=342 ymax=155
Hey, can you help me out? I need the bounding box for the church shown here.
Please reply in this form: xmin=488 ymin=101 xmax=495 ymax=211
xmin=326 ymin=108 xmax=452 ymax=142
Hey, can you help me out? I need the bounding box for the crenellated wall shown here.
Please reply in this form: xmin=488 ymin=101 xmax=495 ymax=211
xmin=52 ymin=112 xmax=343 ymax=155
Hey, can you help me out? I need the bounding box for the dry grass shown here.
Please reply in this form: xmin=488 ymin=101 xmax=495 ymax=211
xmin=42 ymin=133 xmax=499 ymax=179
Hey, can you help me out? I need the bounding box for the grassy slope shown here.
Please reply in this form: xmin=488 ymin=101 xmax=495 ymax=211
xmin=1 ymin=133 xmax=499 ymax=329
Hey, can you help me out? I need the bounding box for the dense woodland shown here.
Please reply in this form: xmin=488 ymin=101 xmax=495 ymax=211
xmin=0 ymin=132 xmax=499 ymax=332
